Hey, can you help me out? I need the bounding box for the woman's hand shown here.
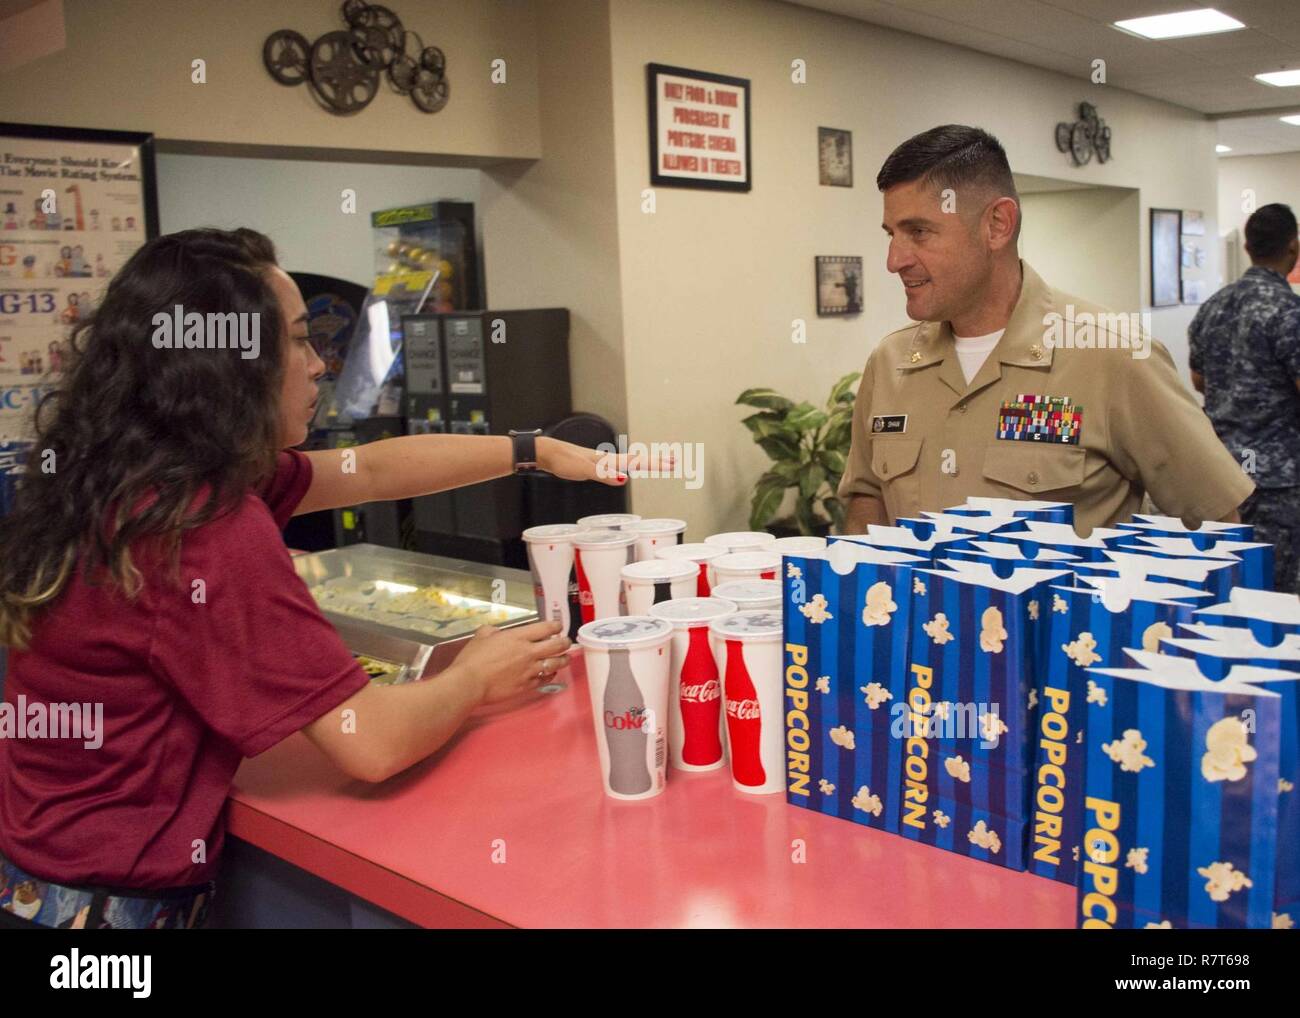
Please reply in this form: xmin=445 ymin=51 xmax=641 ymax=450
xmin=536 ymin=436 xmax=676 ymax=487
xmin=455 ymin=620 xmax=572 ymax=705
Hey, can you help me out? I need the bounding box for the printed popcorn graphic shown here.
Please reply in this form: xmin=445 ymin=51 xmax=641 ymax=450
xmin=913 ymin=576 xmax=926 ymax=595
xmin=1086 ymin=679 xmax=1108 ymax=707
xmin=1072 ymin=845 xmax=1080 ymax=862
xmin=1282 ymin=778 xmax=1295 ymax=794
xmin=815 ymin=676 xmax=830 ymax=694
xmin=933 ymin=809 xmax=951 ymax=828
xmin=1027 ymin=688 xmax=1038 ymax=710
xmin=818 ymin=778 xmax=836 ymax=795
xmin=1028 ymin=599 xmax=1040 ymax=621
xmin=979 ymin=606 xmax=1008 ymax=653
xmin=861 ymin=581 xmax=897 ymax=627
xmin=1052 ymin=593 xmax=1069 ymax=614
xmin=944 ymin=755 xmax=972 ymax=783
xmin=1125 ymin=847 xmax=1150 ymax=875
xmin=1144 ymin=920 xmax=1172 ymax=929
xmin=933 ymin=700 xmax=952 ymax=720
xmin=800 ymin=593 xmax=833 ymax=624
xmin=1064 ymin=632 xmax=1102 ymax=668
xmin=967 ymin=820 xmax=1002 ymax=854
xmin=852 ymin=786 xmax=883 ymax=817
xmin=923 ymin=612 xmax=955 ymax=644
xmin=787 ymin=562 xmax=802 ymax=579
xmin=979 ymin=711 xmax=1008 ymax=743
xmin=1197 ymin=861 xmax=1252 ymax=903
xmin=860 ymin=682 xmax=892 ymax=710
xmin=1275 ymin=913 xmax=1295 ymax=930
xmin=1103 ymin=729 xmax=1156 ymax=773
xmin=1141 ymin=621 xmax=1172 ymax=653
xmin=829 ymin=725 xmax=856 ymax=750
xmin=1201 ymin=716 xmax=1257 ymax=783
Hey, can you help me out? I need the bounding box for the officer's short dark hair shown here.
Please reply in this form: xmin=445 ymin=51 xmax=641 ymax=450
xmin=1244 ymin=203 xmax=1298 ymax=261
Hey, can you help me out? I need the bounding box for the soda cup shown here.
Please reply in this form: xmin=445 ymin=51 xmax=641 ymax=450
xmin=626 ymin=517 xmax=688 ymax=561
xmin=521 ymin=523 xmax=583 ymax=641
xmin=578 ymin=616 xmax=673 ymax=800
xmin=578 ymin=513 xmax=642 ymax=530
xmin=711 ymin=550 xmax=781 ymax=584
xmin=704 ymin=531 xmax=776 ymax=554
xmin=574 ymin=528 xmax=637 ymax=621
xmin=621 ymin=558 xmax=698 ymax=615
xmin=710 ymin=579 xmax=781 ymax=610
xmin=648 ymin=596 xmax=737 ymax=771
xmin=655 ymin=542 xmax=727 ymax=597
xmin=771 ymin=536 xmax=827 ymax=555
xmin=709 ymin=609 xmax=785 ymax=794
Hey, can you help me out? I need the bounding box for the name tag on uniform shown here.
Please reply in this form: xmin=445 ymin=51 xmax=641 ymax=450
xmin=871 ymin=414 xmax=907 ymax=435
xmin=997 ymin=393 xmax=1082 ymax=445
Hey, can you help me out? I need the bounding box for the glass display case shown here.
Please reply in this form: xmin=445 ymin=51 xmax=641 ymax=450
xmin=293 ymin=544 xmax=537 ymax=682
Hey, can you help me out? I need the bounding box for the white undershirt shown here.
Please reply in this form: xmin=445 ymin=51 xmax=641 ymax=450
xmin=952 ymin=329 xmax=1004 ymax=384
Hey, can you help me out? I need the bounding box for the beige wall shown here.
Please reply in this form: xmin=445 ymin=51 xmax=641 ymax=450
xmin=604 ymin=0 xmax=1220 ymax=535
xmin=0 ymin=0 xmax=541 ymax=161
xmin=1217 ymin=151 xmax=1300 ymax=283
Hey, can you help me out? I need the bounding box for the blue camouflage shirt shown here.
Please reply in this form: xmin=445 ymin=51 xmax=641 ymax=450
xmin=1189 ymin=265 xmax=1300 ymax=487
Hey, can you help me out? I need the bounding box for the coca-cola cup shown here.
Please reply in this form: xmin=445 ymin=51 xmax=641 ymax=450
xmin=710 ymin=579 xmax=781 ymax=610
xmin=577 ymin=616 xmax=673 ymax=800
xmin=654 ymin=542 xmax=727 ymax=597
xmin=704 ymin=531 xmax=776 ymax=554
xmin=574 ymin=528 xmax=637 ymax=622
xmin=521 ymin=522 xmax=583 ymax=640
xmin=711 ymin=550 xmax=781 ymax=585
xmin=578 ymin=513 xmax=642 ymax=530
xmin=626 ymin=517 xmax=688 ymax=561
xmin=648 ymin=596 xmax=736 ymax=771
xmin=771 ymin=536 xmax=828 ymax=555
xmin=621 ymin=558 xmax=698 ymax=615
xmin=709 ymin=609 xmax=785 ymax=794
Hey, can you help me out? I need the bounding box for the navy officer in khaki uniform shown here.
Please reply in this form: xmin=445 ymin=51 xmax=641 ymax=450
xmin=839 ymin=124 xmax=1252 ymax=535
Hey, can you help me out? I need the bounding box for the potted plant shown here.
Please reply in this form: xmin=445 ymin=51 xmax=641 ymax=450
xmin=736 ymin=371 xmax=859 ymax=536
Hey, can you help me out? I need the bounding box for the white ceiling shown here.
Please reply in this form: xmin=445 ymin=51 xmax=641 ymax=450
xmin=783 ymin=0 xmax=1300 ymax=156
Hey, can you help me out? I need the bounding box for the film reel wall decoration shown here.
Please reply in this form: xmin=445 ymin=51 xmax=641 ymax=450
xmin=1054 ymin=102 xmax=1111 ymax=167
xmin=262 ymin=1 xmax=448 ymax=115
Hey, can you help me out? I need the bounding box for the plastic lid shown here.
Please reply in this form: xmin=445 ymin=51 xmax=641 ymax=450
xmin=627 ymin=517 xmax=687 ymax=535
xmin=649 ymin=596 xmax=738 ymax=625
xmin=621 ymin=558 xmax=698 ymax=582
xmin=711 ymin=579 xmax=781 ymax=604
xmin=577 ymin=615 xmax=672 ymax=649
xmin=522 ymin=523 xmax=583 ymax=542
xmin=656 ymin=542 xmax=726 ymax=562
xmin=713 ymin=550 xmax=781 ymax=570
xmin=578 ymin=513 xmax=641 ymax=529
xmin=710 ymin=609 xmax=783 ymax=640
xmin=705 ymin=531 xmax=776 ymax=550
xmin=573 ymin=528 xmax=636 ymax=548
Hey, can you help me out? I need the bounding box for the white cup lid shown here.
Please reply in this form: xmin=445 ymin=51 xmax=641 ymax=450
xmin=713 ymin=550 xmax=781 ymax=570
xmin=705 ymin=531 xmax=776 ymax=550
xmin=649 ymin=597 xmax=738 ymax=625
xmin=627 ymin=517 xmax=688 ymax=535
xmin=578 ymin=513 xmax=642 ymax=529
xmin=771 ymin=536 xmax=828 ymax=553
xmin=656 ymin=542 xmax=725 ymax=562
xmin=710 ymin=609 xmax=783 ymax=640
xmin=711 ymin=579 xmax=781 ymax=603
xmin=522 ymin=523 xmax=583 ymax=542
xmin=574 ymin=528 xmax=636 ymax=548
xmin=621 ymin=558 xmax=698 ymax=582
xmin=578 ymin=615 xmax=672 ymax=648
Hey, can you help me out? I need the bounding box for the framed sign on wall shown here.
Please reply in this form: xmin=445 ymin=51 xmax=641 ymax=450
xmin=1149 ymin=207 xmax=1182 ymax=309
xmin=646 ymin=63 xmax=751 ymax=192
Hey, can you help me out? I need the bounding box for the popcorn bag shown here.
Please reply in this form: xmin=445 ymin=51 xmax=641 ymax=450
xmin=984 ymin=520 xmax=1132 ymax=564
xmin=945 ymin=497 xmax=1075 ymax=525
xmin=1115 ymin=513 xmax=1255 ymax=545
xmin=1068 ymin=549 xmax=1240 ymax=601
xmin=832 ymin=525 xmax=973 ymax=562
xmin=1192 ymin=589 xmax=1300 ymax=648
xmin=1113 ymin=535 xmax=1274 ymax=594
xmin=899 ymin=561 xmax=1071 ymax=870
xmin=942 ymin=539 xmax=1082 ymax=574
xmin=783 ymin=542 xmax=923 ymax=833
xmin=1030 ymin=576 xmax=1212 ymax=886
xmin=896 ymin=512 xmax=1022 ymax=541
xmin=1080 ymin=659 xmax=1282 ymax=929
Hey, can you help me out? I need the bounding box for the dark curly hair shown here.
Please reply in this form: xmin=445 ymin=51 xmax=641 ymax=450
xmin=0 ymin=227 xmax=286 ymax=647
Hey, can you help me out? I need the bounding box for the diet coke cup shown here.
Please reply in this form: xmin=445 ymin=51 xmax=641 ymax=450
xmin=709 ymin=609 xmax=785 ymax=794
xmin=649 ymin=597 xmax=736 ymax=771
xmin=626 ymin=517 xmax=688 ymax=561
xmin=521 ymin=523 xmax=584 ymax=642
xmin=655 ymin=542 xmax=727 ymax=597
xmin=711 ymin=550 xmax=781 ymax=584
xmin=578 ymin=616 xmax=673 ymax=800
xmin=771 ymin=536 xmax=827 ymax=555
xmin=704 ymin=531 xmax=776 ymax=554
xmin=574 ymin=528 xmax=636 ymax=622
xmin=710 ymin=579 xmax=781 ymax=610
xmin=578 ymin=513 xmax=641 ymax=530
xmin=621 ymin=558 xmax=698 ymax=615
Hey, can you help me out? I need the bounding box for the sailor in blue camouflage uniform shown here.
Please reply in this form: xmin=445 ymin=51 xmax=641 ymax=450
xmin=1189 ymin=203 xmax=1300 ymax=594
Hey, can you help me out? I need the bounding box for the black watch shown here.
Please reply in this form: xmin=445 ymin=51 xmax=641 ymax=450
xmin=509 ymin=428 xmax=544 ymax=473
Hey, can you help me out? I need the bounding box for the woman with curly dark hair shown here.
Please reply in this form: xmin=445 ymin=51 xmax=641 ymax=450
xmin=0 ymin=227 xmax=639 ymax=929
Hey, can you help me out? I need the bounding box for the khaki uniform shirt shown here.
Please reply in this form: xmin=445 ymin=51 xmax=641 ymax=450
xmin=838 ymin=262 xmax=1254 ymax=532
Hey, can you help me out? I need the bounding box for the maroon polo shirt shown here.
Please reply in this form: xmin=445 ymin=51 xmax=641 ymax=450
xmin=0 ymin=451 xmax=369 ymax=889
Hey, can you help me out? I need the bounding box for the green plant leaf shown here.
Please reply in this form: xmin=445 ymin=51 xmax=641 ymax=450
xmin=770 ymin=460 xmax=802 ymax=485
xmin=786 ymin=405 xmax=827 ymax=433
xmin=757 ymin=433 xmax=801 ymax=462
xmin=799 ymin=463 xmax=827 ymax=502
xmin=749 ymin=476 xmax=786 ymax=530
xmin=736 ymin=388 xmax=795 ymax=412
xmin=740 ymin=410 xmax=784 ymax=435
xmin=827 ymin=371 xmax=861 ymax=407
xmin=818 ymin=448 xmax=847 ymax=477
xmin=822 ymin=496 xmax=846 ymax=533
xmin=821 ymin=414 xmax=852 ymax=452
xmin=794 ymin=495 xmax=821 ymax=535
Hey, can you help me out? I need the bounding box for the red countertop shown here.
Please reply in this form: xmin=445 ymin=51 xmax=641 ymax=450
xmin=229 ymin=655 xmax=1076 ymax=929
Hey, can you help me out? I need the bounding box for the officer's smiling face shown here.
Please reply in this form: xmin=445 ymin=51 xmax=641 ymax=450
xmin=882 ymin=179 xmax=993 ymax=326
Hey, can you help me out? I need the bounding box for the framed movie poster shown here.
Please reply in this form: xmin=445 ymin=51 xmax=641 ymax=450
xmin=647 ymin=63 xmax=751 ymax=192
xmin=1149 ymin=208 xmax=1182 ymax=308
xmin=816 ymin=256 xmax=863 ymax=316
xmin=818 ymin=127 xmax=852 ymax=187
xmin=0 ymin=122 xmax=157 ymax=496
